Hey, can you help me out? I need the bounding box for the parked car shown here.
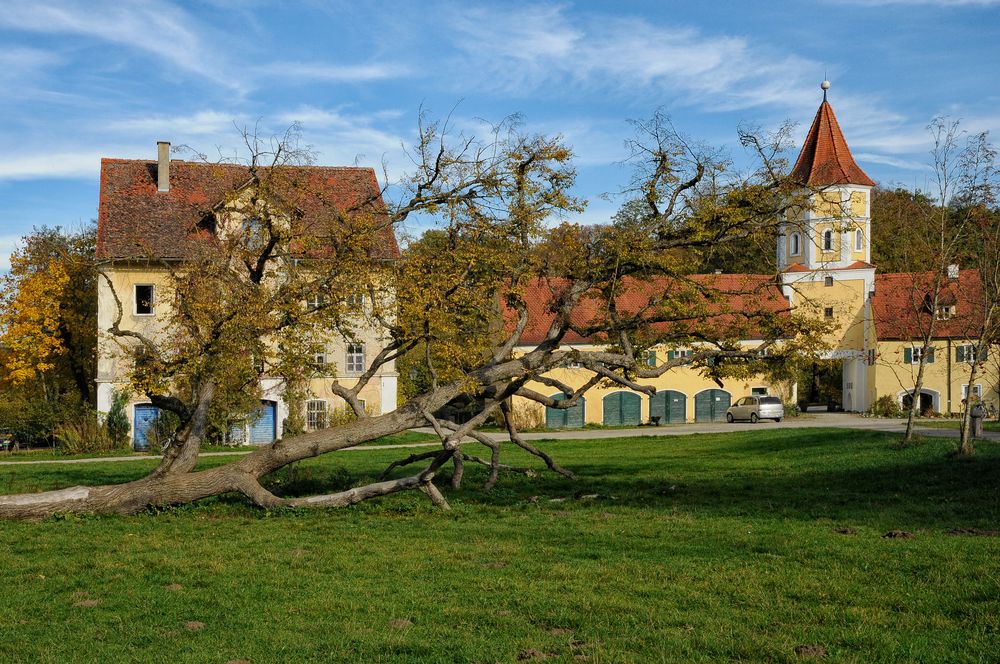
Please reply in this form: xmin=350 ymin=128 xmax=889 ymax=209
xmin=726 ymin=396 xmax=784 ymax=423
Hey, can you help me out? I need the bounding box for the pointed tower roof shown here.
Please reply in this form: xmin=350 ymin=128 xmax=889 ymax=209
xmin=789 ymin=88 xmax=875 ymax=187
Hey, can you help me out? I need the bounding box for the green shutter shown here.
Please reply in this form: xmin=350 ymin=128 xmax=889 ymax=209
xmin=646 ymin=351 xmax=657 ymax=367
xmin=667 ymin=350 xmax=675 ymax=361
xmin=927 ymin=347 xmax=935 ymax=364
xmin=904 ymin=347 xmax=912 ymax=364
xmin=956 ymin=346 xmax=966 ymax=362
xmin=980 ymin=346 xmax=989 ymax=362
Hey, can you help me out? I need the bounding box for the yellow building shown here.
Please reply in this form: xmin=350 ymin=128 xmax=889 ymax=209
xmin=95 ymin=144 xmax=398 ymax=448
xmin=510 ymin=84 xmax=995 ymax=425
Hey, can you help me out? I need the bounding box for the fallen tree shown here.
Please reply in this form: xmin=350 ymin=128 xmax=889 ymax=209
xmin=0 ymin=113 xmax=826 ymax=519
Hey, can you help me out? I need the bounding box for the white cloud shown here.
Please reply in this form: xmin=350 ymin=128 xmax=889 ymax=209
xmin=0 ymin=235 xmax=22 ymax=272
xmin=108 ymin=111 xmax=246 ymax=137
xmin=0 ymin=151 xmax=100 ymax=180
xmin=255 ymin=62 xmax=410 ymax=82
xmin=0 ymin=1 xmax=235 ymax=88
xmin=853 ymin=152 xmax=931 ymax=170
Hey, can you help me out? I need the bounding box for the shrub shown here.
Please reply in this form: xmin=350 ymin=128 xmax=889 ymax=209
xmin=54 ymin=411 xmax=116 ymax=454
xmin=0 ymin=397 xmax=60 ymax=448
xmin=869 ymin=395 xmax=902 ymax=418
xmin=105 ymin=389 xmax=131 ymax=448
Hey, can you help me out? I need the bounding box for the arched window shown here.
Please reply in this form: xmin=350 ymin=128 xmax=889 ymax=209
xmin=855 ymin=228 xmax=863 ymax=251
xmin=790 ymin=233 xmax=801 ymax=256
xmin=822 ymin=229 xmax=834 ymax=252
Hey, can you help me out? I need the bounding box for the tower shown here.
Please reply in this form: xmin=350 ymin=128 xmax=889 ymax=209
xmin=779 ymin=81 xmax=876 ymax=412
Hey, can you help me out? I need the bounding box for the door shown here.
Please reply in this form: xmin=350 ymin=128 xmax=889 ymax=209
xmin=650 ymin=390 xmax=686 ymax=423
xmin=602 ymin=392 xmax=641 ymax=426
xmin=695 ymin=389 xmax=731 ymax=422
xmin=545 ymin=394 xmax=586 ymax=428
xmin=133 ymin=404 xmax=160 ymax=451
xmin=248 ymin=400 xmax=277 ymax=444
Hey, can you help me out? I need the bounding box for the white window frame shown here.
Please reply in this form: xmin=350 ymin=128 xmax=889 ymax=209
xmin=822 ymin=230 xmax=834 ymax=252
xmin=962 ymin=384 xmax=983 ymax=400
xmin=346 ymin=343 xmax=365 ymax=373
xmin=306 ymin=399 xmax=328 ymax=431
xmin=935 ymin=305 xmax=954 ymax=321
xmin=854 ymin=228 xmax=863 ymax=251
xmin=910 ymin=347 xmax=925 ymax=364
xmin=134 ymin=284 xmax=155 ymax=316
xmin=347 ymin=292 xmax=366 ymax=309
xmin=306 ymin=293 xmax=326 ymax=310
xmin=674 ymin=348 xmax=693 ymax=358
xmin=313 ymin=351 xmax=327 ymax=367
xmin=357 ymin=398 xmax=366 ymax=413
xmin=790 ymin=233 xmax=801 ymax=256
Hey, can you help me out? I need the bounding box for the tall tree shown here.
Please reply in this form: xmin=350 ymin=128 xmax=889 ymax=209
xmin=0 ymin=114 xmax=825 ymax=519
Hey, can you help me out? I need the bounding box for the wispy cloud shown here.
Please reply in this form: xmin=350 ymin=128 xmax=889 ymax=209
xmin=0 ymin=235 xmax=22 ymax=272
xmin=0 ymin=151 xmax=100 ymax=180
xmin=108 ymin=111 xmax=246 ymax=137
xmin=0 ymin=1 xmax=234 ymax=88
xmin=255 ymin=62 xmax=410 ymax=82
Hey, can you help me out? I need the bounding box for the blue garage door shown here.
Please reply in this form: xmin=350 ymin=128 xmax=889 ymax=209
xmin=133 ymin=404 xmax=160 ymax=451
xmin=650 ymin=390 xmax=686 ymax=423
xmin=603 ymin=392 xmax=642 ymax=426
xmin=249 ymin=401 xmax=277 ymax=444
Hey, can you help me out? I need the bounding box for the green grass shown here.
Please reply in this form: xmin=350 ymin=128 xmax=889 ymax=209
xmin=1 ymin=428 xmax=998 ymax=663
xmin=917 ymin=419 xmax=1000 ymax=432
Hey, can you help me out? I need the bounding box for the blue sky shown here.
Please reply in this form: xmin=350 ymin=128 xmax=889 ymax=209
xmin=1 ymin=0 xmax=998 ymax=269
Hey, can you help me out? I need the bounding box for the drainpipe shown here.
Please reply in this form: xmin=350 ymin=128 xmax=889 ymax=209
xmin=947 ymin=338 xmax=952 ymax=414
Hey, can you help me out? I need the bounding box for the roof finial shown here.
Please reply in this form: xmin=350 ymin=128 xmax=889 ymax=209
xmin=821 ymin=78 xmax=830 ymax=102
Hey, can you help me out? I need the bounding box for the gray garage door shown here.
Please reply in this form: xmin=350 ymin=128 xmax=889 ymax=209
xmin=694 ymin=389 xmax=731 ymax=422
xmin=546 ymin=394 xmax=586 ymax=428
xmin=603 ymin=392 xmax=642 ymax=426
xmin=650 ymin=390 xmax=686 ymax=423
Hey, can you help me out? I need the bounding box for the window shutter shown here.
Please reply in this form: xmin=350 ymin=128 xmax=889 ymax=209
xmin=646 ymin=351 xmax=656 ymax=367
xmin=956 ymin=346 xmax=965 ymax=362
xmin=904 ymin=348 xmax=912 ymax=364
xmin=979 ymin=346 xmax=989 ymax=362
xmin=667 ymin=350 xmax=675 ymax=361
xmin=927 ymin=347 xmax=935 ymax=363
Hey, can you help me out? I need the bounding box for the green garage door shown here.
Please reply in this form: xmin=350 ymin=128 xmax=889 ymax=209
xmin=650 ymin=390 xmax=686 ymax=423
xmin=603 ymin=392 xmax=642 ymax=426
xmin=545 ymin=394 xmax=586 ymax=428
xmin=695 ymin=389 xmax=731 ymax=422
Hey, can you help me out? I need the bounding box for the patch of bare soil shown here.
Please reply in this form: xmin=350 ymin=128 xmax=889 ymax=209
xmin=883 ymin=530 xmax=914 ymax=539
xmin=518 ymin=649 xmax=554 ymax=660
xmin=388 ymin=618 xmax=414 ymax=630
xmin=73 ymin=599 xmax=100 ymax=608
xmin=184 ymin=621 xmax=205 ymax=631
xmin=794 ymin=644 xmax=828 ymax=658
xmin=165 ymin=583 xmax=183 ymax=592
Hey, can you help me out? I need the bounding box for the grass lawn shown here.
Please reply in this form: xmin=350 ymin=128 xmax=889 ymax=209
xmin=917 ymin=419 xmax=1000 ymax=432
xmin=1 ymin=428 xmax=998 ymax=663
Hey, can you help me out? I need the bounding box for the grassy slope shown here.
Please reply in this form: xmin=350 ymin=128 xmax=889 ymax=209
xmin=0 ymin=428 xmax=998 ymax=663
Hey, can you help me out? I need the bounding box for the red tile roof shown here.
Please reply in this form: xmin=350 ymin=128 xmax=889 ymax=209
xmin=789 ymin=101 xmax=876 ymax=187
xmin=96 ymin=159 xmax=399 ymax=260
xmin=509 ymin=274 xmax=790 ymax=345
xmin=872 ymin=270 xmax=985 ymax=340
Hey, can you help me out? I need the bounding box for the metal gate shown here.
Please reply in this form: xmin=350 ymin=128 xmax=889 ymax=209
xmin=650 ymin=390 xmax=686 ymax=423
xmin=694 ymin=389 xmax=731 ymax=422
xmin=545 ymin=394 xmax=586 ymax=428
xmin=602 ymin=392 xmax=641 ymax=426
xmin=248 ymin=400 xmax=277 ymax=444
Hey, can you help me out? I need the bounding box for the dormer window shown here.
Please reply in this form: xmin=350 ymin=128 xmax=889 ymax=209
xmin=936 ymin=305 xmax=954 ymax=320
xmin=822 ymin=230 xmax=834 ymax=252
xmin=790 ymin=233 xmax=801 ymax=256
xmin=134 ymin=284 xmax=155 ymax=316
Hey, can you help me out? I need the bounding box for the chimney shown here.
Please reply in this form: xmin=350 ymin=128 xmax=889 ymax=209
xmin=947 ymin=264 xmax=959 ymax=281
xmin=157 ymin=141 xmax=170 ymax=192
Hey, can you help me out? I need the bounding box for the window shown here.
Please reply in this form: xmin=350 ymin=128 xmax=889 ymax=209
xmin=306 ymin=400 xmax=328 ymax=431
xmin=957 ymin=344 xmax=988 ymax=363
xmin=824 ymin=276 xmax=834 ymax=287
xmin=790 ymin=233 xmax=801 ymax=256
xmin=751 ymin=387 xmax=768 ymax=396
xmin=668 ymin=348 xmax=693 ymax=360
xmin=962 ymin=384 xmax=983 ymax=400
xmin=346 ymin=343 xmax=365 ymax=373
xmin=347 ymin=292 xmax=366 ymax=309
xmin=357 ymin=399 xmax=367 ymax=413
xmin=134 ymin=284 xmax=155 ymax=315
xmin=905 ymin=346 xmax=935 ymax=364
xmin=306 ymin=293 xmax=326 ymax=310
xmin=645 ymin=350 xmax=657 ymax=367
xmin=824 ymin=307 xmax=834 ymax=318
xmin=935 ymin=305 xmax=954 ymax=320
xmin=313 ymin=351 xmax=327 ymax=367
xmin=822 ymin=230 xmax=834 ymax=252
xmin=242 ymin=217 xmax=267 ymax=250
xmin=854 ymin=229 xmax=863 ymax=252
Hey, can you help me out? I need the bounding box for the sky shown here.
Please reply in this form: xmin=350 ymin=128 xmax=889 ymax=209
xmin=1 ymin=0 xmax=999 ymax=269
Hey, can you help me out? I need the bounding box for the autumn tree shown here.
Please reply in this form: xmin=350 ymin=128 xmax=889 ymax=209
xmin=0 ymin=113 xmax=824 ymax=519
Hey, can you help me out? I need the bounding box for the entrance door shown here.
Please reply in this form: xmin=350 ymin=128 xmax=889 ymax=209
xmin=248 ymin=400 xmax=277 ymax=444
xmin=133 ymin=404 xmax=160 ymax=451
xmin=902 ymin=392 xmax=934 ymax=415
xmin=650 ymin=391 xmax=686 ymax=423
xmin=694 ymin=389 xmax=731 ymax=422
xmin=602 ymin=392 xmax=641 ymax=426
xmin=545 ymin=394 xmax=586 ymax=428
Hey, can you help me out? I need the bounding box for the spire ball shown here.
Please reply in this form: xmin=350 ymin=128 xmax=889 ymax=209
xmin=821 ymin=80 xmax=831 ymax=91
